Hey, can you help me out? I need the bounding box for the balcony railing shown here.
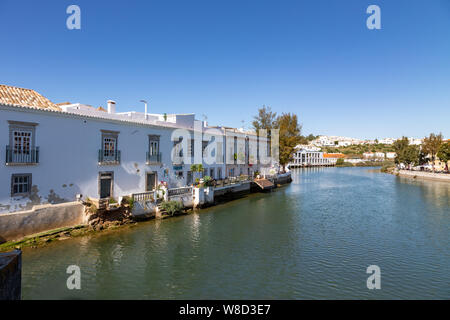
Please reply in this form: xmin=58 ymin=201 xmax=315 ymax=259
xmin=98 ymin=149 xmax=121 ymax=165
xmin=5 ymin=146 xmax=39 ymax=165
xmin=146 ymin=152 xmax=162 ymax=164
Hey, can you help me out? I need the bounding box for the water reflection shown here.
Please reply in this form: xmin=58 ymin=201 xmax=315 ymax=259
xmin=21 ymin=167 xmax=450 ymax=299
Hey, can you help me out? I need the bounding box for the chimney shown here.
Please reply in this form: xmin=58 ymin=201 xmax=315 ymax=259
xmin=107 ymin=100 xmax=116 ymax=114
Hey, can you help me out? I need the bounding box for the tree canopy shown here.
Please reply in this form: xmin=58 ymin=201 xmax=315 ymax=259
xmin=275 ymin=113 xmax=302 ymax=170
xmin=393 ymin=137 xmax=419 ymax=166
xmin=252 ymin=105 xmax=277 ymax=131
xmin=422 ymin=133 xmax=443 ymax=171
xmin=437 ymin=142 xmax=450 ymax=171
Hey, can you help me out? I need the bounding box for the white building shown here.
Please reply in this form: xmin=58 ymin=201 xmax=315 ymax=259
xmin=312 ymin=135 xmax=363 ymax=147
xmin=0 ymin=84 xmax=270 ymax=213
xmin=379 ymin=138 xmax=396 ymax=145
xmin=288 ymin=145 xmax=332 ymax=167
xmin=386 ymin=152 xmax=396 ymax=159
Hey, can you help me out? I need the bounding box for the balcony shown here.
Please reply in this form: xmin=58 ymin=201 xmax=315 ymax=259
xmin=146 ymin=152 xmax=162 ymax=164
xmin=98 ymin=149 xmax=121 ymax=165
xmin=5 ymin=146 xmax=39 ymax=165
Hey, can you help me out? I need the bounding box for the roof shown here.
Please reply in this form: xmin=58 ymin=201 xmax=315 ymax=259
xmin=97 ymin=106 xmax=107 ymax=112
xmin=323 ymin=153 xmax=346 ymax=159
xmin=0 ymin=84 xmax=61 ymax=111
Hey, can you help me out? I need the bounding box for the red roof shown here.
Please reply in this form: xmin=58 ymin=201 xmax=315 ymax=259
xmin=323 ymin=153 xmax=346 ymax=159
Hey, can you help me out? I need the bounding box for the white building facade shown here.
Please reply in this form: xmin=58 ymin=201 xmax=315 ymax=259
xmin=288 ymin=145 xmax=332 ymax=168
xmin=0 ymin=89 xmax=271 ymax=213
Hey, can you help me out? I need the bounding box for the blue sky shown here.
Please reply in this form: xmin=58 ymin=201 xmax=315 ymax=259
xmin=1 ymin=0 xmax=449 ymax=139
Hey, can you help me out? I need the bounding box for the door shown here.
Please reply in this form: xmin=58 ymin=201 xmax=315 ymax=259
xmin=99 ymin=172 xmax=113 ymax=199
xmin=146 ymin=172 xmax=157 ymax=191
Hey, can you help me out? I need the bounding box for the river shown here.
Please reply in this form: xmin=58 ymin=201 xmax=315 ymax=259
xmin=21 ymin=167 xmax=450 ymax=299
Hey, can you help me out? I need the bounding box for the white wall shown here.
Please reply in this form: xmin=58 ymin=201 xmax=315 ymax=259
xmin=1 ymin=105 xmax=267 ymax=213
xmin=0 ymin=106 xmax=182 ymax=213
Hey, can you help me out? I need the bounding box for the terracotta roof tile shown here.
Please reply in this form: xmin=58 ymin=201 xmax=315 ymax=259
xmin=0 ymin=84 xmax=61 ymax=111
xmin=323 ymin=153 xmax=346 ymax=158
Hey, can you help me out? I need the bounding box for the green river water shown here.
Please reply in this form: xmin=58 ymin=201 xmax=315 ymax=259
xmin=21 ymin=167 xmax=450 ymax=299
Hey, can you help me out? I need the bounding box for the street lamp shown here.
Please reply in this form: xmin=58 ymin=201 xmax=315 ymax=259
xmin=140 ymin=99 xmax=148 ymax=120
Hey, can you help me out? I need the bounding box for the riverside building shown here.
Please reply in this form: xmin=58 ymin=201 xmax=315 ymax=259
xmin=288 ymin=145 xmax=332 ymax=168
xmin=0 ymin=84 xmax=271 ymax=214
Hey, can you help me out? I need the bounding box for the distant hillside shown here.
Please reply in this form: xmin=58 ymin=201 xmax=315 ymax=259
xmin=321 ymin=144 xmax=395 ymax=158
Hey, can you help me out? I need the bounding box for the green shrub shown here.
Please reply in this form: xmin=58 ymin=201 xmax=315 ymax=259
xmin=160 ymin=201 xmax=184 ymax=216
xmin=203 ymin=175 xmax=213 ymax=186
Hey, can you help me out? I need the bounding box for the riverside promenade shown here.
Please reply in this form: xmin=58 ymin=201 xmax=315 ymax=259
xmin=397 ymin=170 xmax=450 ymax=182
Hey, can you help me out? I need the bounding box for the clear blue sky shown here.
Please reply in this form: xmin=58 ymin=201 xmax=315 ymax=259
xmin=1 ymin=0 xmax=449 ymax=139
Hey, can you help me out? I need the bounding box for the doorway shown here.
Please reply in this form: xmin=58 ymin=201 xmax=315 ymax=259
xmin=99 ymin=172 xmax=113 ymax=199
xmin=146 ymin=172 xmax=157 ymax=191
xmin=187 ymin=171 xmax=193 ymax=185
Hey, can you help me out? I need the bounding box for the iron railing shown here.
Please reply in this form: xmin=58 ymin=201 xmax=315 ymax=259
xmin=5 ymin=146 xmax=39 ymax=165
xmin=146 ymin=152 xmax=162 ymax=164
xmin=98 ymin=149 xmax=121 ymax=164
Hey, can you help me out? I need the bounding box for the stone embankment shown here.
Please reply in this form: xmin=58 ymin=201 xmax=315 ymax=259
xmin=395 ymin=169 xmax=450 ymax=182
xmin=0 ymin=173 xmax=293 ymax=252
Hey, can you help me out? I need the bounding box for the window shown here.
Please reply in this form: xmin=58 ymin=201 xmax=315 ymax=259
xmin=100 ymin=130 xmax=120 ymax=164
xmin=103 ymin=137 xmax=117 ymax=158
xmin=7 ymin=121 xmax=38 ymax=164
xmin=149 ymin=135 xmax=160 ymax=156
xmin=188 ymin=139 xmax=194 ymax=157
xmin=11 ymin=174 xmax=31 ymax=196
xmin=13 ymin=130 xmax=32 ymax=155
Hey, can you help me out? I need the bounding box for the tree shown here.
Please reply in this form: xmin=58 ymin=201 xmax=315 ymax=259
xmin=190 ymin=164 xmax=204 ymax=183
xmin=403 ymin=145 xmax=420 ymax=167
xmin=275 ymin=113 xmax=302 ymax=171
xmin=437 ymin=142 xmax=450 ymax=172
xmin=422 ymin=133 xmax=443 ymax=172
xmin=392 ymin=137 xmax=409 ymax=165
xmin=252 ymin=105 xmax=277 ymax=131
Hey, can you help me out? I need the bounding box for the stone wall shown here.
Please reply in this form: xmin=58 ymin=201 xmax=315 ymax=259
xmin=397 ymin=170 xmax=450 ymax=182
xmin=0 ymin=202 xmax=86 ymax=242
xmin=0 ymin=250 xmax=21 ymax=300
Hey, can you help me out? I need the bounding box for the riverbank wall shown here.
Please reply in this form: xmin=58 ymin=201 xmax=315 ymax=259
xmin=0 ymin=202 xmax=86 ymax=242
xmin=0 ymin=250 xmax=21 ymax=300
xmin=0 ymin=173 xmax=292 ymax=248
xmin=396 ymin=170 xmax=450 ymax=182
